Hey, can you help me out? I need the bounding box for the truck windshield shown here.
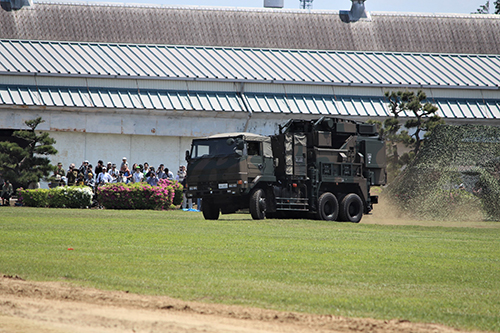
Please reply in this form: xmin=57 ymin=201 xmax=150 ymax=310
xmin=190 ymin=138 xmax=243 ymax=158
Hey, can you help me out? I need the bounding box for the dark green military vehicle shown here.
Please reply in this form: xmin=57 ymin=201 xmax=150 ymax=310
xmin=186 ymin=117 xmax=386 ymax=222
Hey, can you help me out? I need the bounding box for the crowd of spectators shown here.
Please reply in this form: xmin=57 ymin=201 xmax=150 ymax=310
xmin=50 ymin=157 xmax=186 ymax=190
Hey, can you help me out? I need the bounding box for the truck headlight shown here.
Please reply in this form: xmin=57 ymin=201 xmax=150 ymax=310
xmin=189 ymin=186 xmax=197 ymax=191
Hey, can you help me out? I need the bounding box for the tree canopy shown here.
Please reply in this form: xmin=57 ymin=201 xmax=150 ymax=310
xmin=473 ymin=0 xmax=500 ymax=14
xmin=369 ymin=90 xmax=444 ymax=182
xmin=0 ymin=117 xmax=58 ymax=189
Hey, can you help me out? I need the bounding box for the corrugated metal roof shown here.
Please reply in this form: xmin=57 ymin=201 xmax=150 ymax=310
xmin=0 ymin=85 xmax=244 ymax=112
xmin=1 ymin=40 xmax=499 ymax=89
xmin=1 ymin=2 xmax=500 ymax=55
xmin=244 ymin=93 xmax=500 ymax=119
xmin=1 ymin=85 xmax=498 ymax=119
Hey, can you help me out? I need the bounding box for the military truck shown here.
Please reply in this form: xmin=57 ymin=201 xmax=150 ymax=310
xmin=185 ymin=117 xmax=386 ymax=222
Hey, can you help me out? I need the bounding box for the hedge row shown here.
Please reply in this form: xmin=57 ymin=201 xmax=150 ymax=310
xmin=18 ymin=186 xmax=93 ymax=208
xmin=95 ymin=179 xmax=183 ymax=210
xmin=18 ymin=179 xmax=183 ymax=210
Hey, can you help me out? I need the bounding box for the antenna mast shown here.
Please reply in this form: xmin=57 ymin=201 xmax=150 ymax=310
xmin=299 ymin=0 xmax=313 ymax=9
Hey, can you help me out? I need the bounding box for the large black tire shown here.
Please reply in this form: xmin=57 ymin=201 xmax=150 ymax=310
xmin=339 ymin=193 xmax=363 ymax=223
xmin=316 ymin=192 xmax=339 ymax=221
xmin=249 ymin=188 xmax=266 ymax=220
xmin=202 ymin=201 xmax=220 ymax=220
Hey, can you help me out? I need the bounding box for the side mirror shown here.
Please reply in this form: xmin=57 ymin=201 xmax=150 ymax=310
xmin=235 ymin=138 xmax=245 ymax=150
xmin=185 ymin=150 xmax=191 ymax=162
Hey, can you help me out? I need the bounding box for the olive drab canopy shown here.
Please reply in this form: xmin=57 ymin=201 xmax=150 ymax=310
xmin=207 ymin=132 xmax=273 ymax=158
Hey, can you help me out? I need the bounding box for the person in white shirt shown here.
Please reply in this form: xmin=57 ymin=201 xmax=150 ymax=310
xmin=132 ymin=166 xmax=144 ymax=183
xmin=96 ymin=167 xmax=113 ymax=185
xmin=166 ymin=167 xmax=175 ymax=180
xmin=109 ymin=164 xmax=119 ymax=182
xmin=176 ymin=165 xmax=186 ymax=183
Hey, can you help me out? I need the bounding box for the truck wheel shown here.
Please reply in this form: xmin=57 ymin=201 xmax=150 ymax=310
xmin=339 ymin=193 xmax=363 ymax=223
xmin=249 ymin=189 xmax=266 ymax=220
xmin=202 ymin=202 xmax=220 ymax=220
xmin=316 ymin=192 xmax=338 ymax=221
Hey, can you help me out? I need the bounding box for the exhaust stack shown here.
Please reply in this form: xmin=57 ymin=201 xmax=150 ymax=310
xmin=264 ymin=0 xmax=284 ymax=8
xmin=340 ymin=0 xmax=371 ymax=22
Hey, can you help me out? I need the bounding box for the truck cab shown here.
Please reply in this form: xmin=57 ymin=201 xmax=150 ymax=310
xmin=186 ymin=133 xmax=275 ymax=219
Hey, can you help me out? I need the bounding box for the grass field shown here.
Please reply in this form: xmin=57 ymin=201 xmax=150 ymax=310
xmin=0 ymin=207 xmax=499 ymax=332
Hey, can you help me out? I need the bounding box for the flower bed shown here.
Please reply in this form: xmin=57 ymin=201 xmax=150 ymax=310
xmin=96 ymin=179 xmax=182 ymax=210
xmin=18 ymin=186 xmax=93 ymax=208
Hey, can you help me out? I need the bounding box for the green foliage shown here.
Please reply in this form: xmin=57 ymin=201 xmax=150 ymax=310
xmin=16 ymin=188 xmax=49 ymax=207
xmin=0 ymin=208 xmax=499 ymax=332
xmin=384 ymin=90 xmax=444 ymax=156
xmin=369 ymin=90 xmax=443 ymax=182
xmin=0 ymin=117 xmax=57 ymax=189
xmin=473 ymin=0 xmax=500 ymax=14
xmin=474 ymin=0 xmax=490 ymax=13
xmin=476 ymin=169 xmax=500 ymax=219
xmin=388 ymin=124 xmax=500 ymax=221
xmin=17 ymin=186 xmax=93 ymax=208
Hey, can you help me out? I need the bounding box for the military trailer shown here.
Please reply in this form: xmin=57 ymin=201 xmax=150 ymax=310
xmin=185 ymin=117 xmax=386 ymax=222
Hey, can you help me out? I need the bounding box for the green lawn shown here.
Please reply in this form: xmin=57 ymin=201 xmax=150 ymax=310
xmin=0 ymin=207 xmax=499 ymax=332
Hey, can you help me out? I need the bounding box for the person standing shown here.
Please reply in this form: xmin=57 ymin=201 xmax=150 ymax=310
xmin=120 ymin=157 xmax=128 ymax=170
xmin=166 ymin=167 xmax=175 ymax=180
xmin=147 ymin=169 xmax=158 ymax=186
xmin=52 ymin=162 xmax=66 ymax=187
xmin=176 ymin=165 xmax=186 ymax=183
xmin=66 ymin=164 xmax=78 ymax=186
xmin=96 ymin=167 xmax=113 ymax=186
xmin=157 ymin=164 xmax=167 ymax=179
xmin=132 ymin=166 xmax=144 ymax=183
xmin=78 ymin=160 xmax=89 ymax=177
xmin=1 ymin=180 xmax=13 ymax=206
xmin=85 ymin=170 xmax=95 ymax=189
xmin=95 ymin=160 xmax=104 ymax=177
xmin=176 ymin=166 xmax=189 ymax=209
xmin=109 ymin=164 xmax=119 ymax=182
xmin=143 ymin=162 xmax=150 ymax=178
xmin=121 ymin=165 xmax=132 ymax=183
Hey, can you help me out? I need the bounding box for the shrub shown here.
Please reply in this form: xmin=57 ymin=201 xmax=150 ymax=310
xmin=17 ymin=188 xmax=49 ymax=207
xmin=48 ymin=186 xmax=93 ymax=208
xmin=158 ymin=179 xmax=184 ymax=206
xmin=96 ymin=180 xmax=182 ymax=210
xmin=18 ymin=186 xmax=93 ymax=208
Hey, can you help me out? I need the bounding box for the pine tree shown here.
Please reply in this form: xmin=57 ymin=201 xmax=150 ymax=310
xmin=473 ymin=0 xmax=500 ymax=13
xmin=370 ymin=90 xmax=444 ymax=181
xmin=474 ymin=0 xmax=490 ymax=13
xmin=0 ymin=117 xmax=58 ymax=189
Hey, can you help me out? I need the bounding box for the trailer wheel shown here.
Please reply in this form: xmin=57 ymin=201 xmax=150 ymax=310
xmin=249 ymin=188 xmax=266 ymax=220
xmin=339 ymin=193 xmax=363 ymax=223
xmin=316 ymin=192 xmax=338 ymax=221
xmin=202 ymin=201 xmax=220 ymax=220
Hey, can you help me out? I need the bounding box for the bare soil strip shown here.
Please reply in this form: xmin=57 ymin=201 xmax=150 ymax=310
xmin=0 ymin=275 xmax=473 ymax=333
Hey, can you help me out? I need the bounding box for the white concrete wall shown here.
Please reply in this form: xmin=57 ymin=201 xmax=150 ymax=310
xmin=47 ymin=131 xmax=193 ymax=175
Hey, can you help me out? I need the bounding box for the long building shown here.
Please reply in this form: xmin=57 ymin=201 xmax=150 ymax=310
xmin=0 ymin=0 xmax=499 ymax=175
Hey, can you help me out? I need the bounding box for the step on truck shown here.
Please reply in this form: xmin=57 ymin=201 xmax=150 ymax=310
xmin=185 ymin=117 xmax=386 ymax=222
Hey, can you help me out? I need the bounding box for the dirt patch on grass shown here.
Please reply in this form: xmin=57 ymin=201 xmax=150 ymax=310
xmin=0 ymin=275 xmax=473 ymax=333
xmin=362 ymin=197 xmax=500 ymax=228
